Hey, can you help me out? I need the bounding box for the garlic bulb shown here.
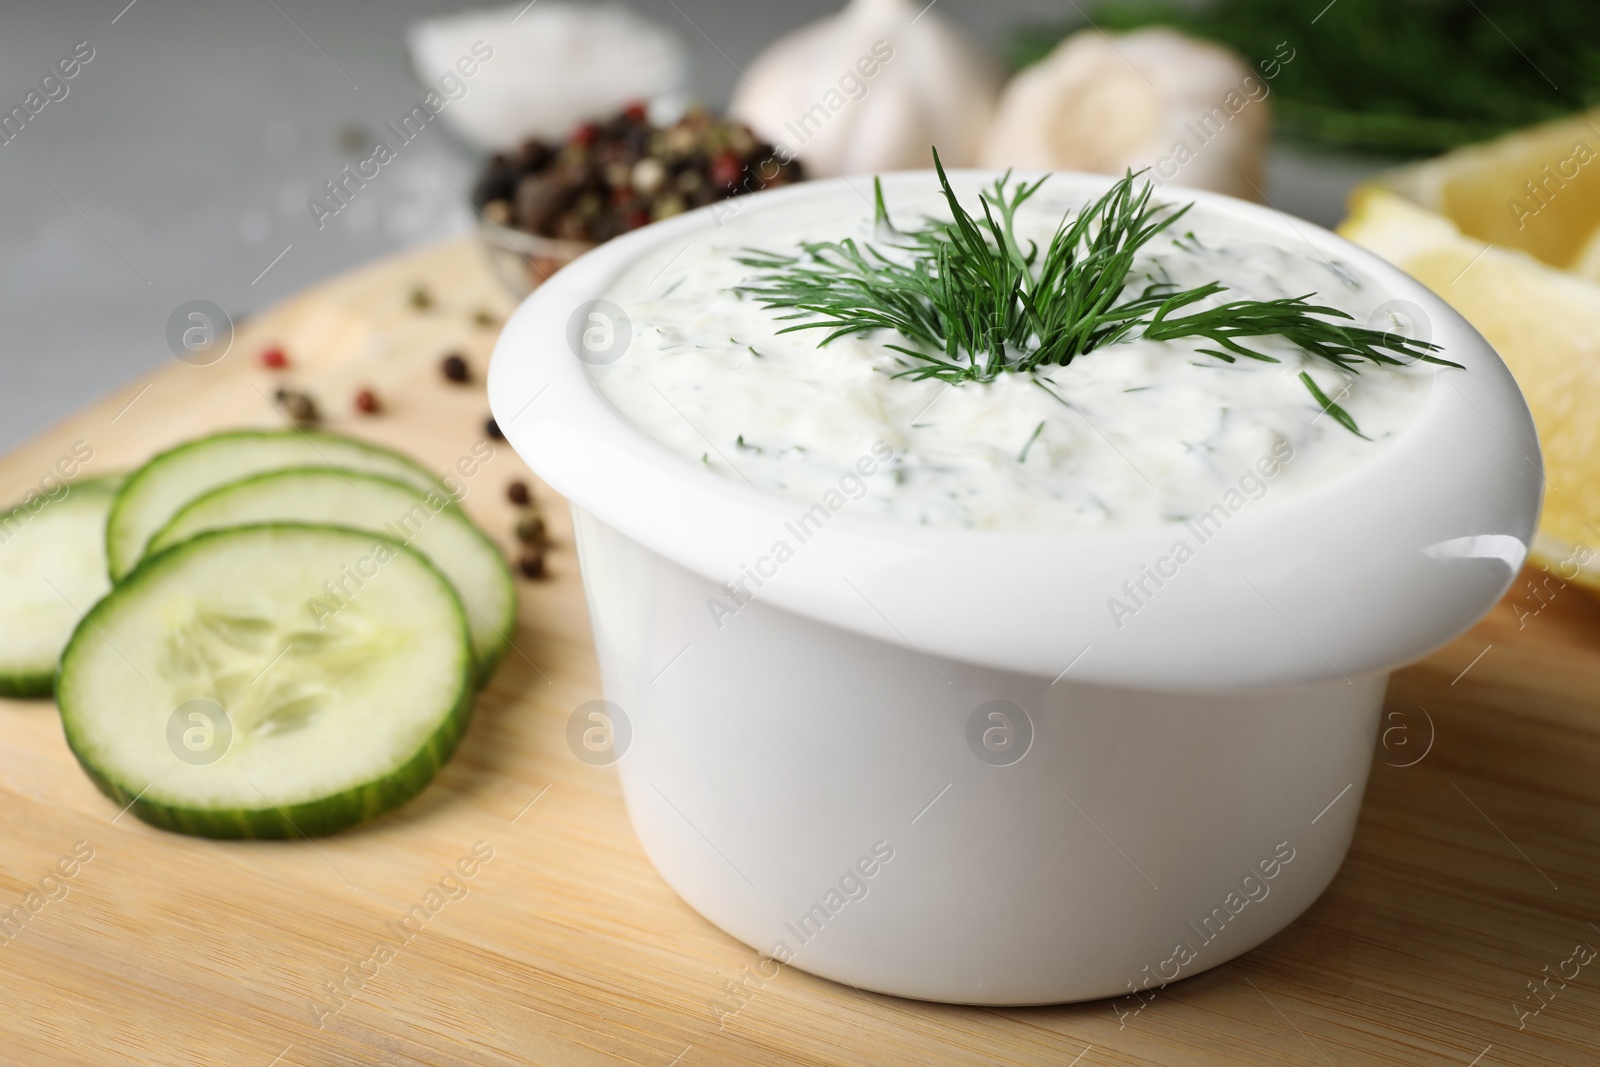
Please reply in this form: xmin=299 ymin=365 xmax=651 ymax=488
xmin=406 ymin=2 xmax=688 ymax=152
xmin=982 ymin=28 xmax=1271 ymax=201
xmin=730 ymin=0 xmax=1002 ymax=178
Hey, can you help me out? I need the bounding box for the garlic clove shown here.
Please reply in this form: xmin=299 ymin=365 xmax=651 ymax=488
xmin=982 ymin=27 xmax=1270 ymax=202
xmin=845 ymin=76 xmax=938 ymax=178
xmin=731 ymin=0 xmax=1003 ymax=178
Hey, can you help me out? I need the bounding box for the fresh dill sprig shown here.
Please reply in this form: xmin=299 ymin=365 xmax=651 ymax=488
xmin=734 ymin=150 xmax=1459 ymax=434
xmin=1018 ymin=420 xmax=1046 ymax=463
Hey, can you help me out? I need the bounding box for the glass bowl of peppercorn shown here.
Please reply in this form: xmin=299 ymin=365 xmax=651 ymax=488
xmin=473 ymin=103 xmax=805 ymax=297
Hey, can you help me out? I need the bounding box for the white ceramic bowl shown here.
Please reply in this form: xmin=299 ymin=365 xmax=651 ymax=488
xmin=487 ymin=172 xmax=1542 ymax=1006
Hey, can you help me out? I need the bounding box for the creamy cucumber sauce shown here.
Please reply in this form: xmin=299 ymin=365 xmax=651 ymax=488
xmin=585 ymin=181 xmax=1435 ymax=532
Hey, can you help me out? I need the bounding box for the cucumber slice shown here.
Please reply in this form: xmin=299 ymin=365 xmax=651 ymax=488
xmin=107 ymin=430 xmax=446 ymax=581
xmin=0 ymin=477 xmax=122 ymax=698
xmin=57 ymin=524 xmax=474 ymax=838
xmin=147 ymin=468 xmax=516 ymax=686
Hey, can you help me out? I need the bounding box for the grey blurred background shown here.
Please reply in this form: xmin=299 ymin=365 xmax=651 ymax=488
xmin=0 ymin=0 xmax=1379 ymax=452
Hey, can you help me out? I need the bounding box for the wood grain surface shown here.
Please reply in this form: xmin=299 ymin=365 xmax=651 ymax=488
xmin=1 ymin=238 xmax=1596 ymax=1067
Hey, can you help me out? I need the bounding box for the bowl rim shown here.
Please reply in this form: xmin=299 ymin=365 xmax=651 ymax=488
xmin=488 ymin=169 xmax=1543 ymax=688
xmin=474 ymin=213 xmax=598 ymax=258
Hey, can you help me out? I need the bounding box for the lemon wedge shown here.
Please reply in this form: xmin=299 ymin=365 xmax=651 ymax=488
xmin=1574 ymin=224 xmax=1600 ymax=284
xmin=1341 ymin=187 xmax=1600 ymax=591
xmin=1374 ymin=107 xmax=1600 ymax=273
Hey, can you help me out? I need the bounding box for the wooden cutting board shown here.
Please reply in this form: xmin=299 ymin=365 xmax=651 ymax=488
xmin=2 ymin=237 xmax=1597 ymax=1067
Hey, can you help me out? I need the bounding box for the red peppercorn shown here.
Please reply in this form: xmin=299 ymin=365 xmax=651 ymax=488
xmin=261 ymin=346 xmax=288 ymax=369
xmin=709 ymin=152 xmax=743 ymax=190
xmin=571 ymin=123 xmax=597 ymax=146
xmin=624 ymin=209 xmax=650 ymax=230
xmin=518 ymin=549 xmax=545 ymax=579
xmin=354 ymin=388 xmax=379 ymax=414
xmin=623 ymin=101 xmax=648 ymax=123
xmin=441 ymin=354 xmax=470 ymax=383
xmin=507 ymin=480 xmax=531 ymax=506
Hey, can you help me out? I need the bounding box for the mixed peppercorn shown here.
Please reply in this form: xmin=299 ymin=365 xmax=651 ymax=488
xmin=473 ymin=103 xmax=804 ymax=244
xmin=250 ymin=112 xmax=797 ymax=581
xmin=506 ymin=480 xmax=548 ymax=579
